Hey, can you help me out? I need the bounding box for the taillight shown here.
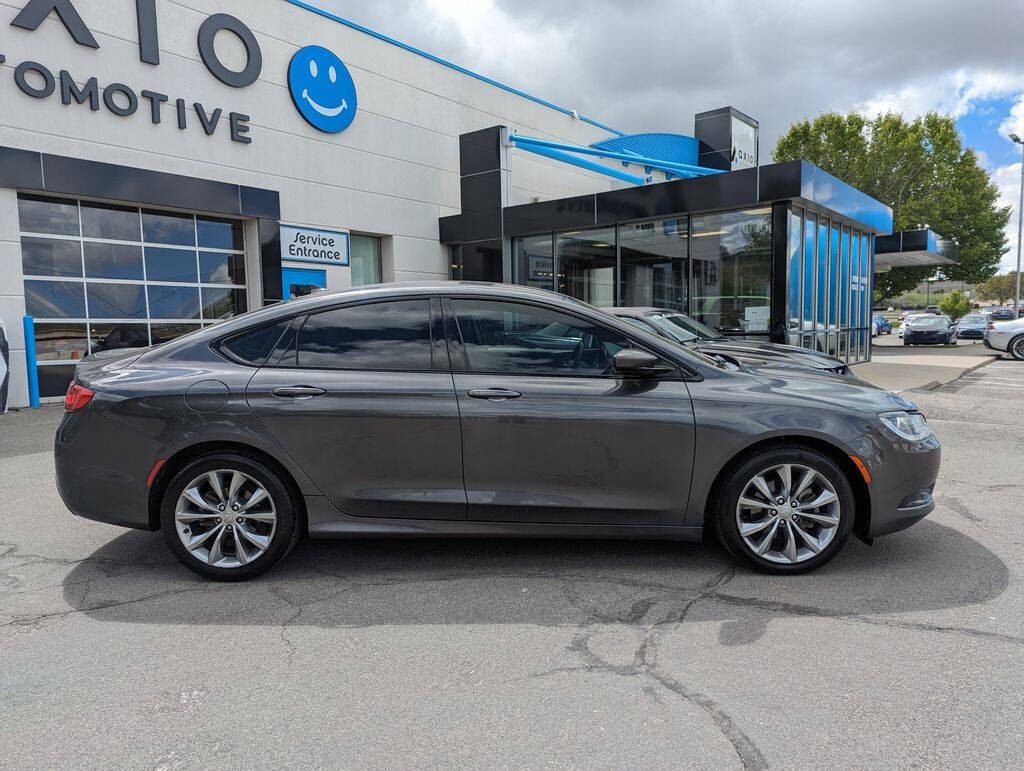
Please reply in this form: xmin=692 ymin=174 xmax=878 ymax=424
xmin=64 ymin=382 xmax=94 ymax=412
xmin=988 ymin=324 xmax=996 ymax=331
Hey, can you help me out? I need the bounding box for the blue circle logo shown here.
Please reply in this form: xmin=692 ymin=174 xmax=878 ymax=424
xmin=288 ymin=45 xmax=357 ymax=133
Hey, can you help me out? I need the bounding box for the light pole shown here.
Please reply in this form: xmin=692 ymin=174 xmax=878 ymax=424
xmin=1011 ymin=134 xmax=1024 ymax=317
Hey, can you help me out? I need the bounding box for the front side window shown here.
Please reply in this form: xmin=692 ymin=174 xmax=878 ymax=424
xmin=450 ymin=299 xmax=629 ymax=376
xmin=297 ymin=300 xmax=432 ymax=370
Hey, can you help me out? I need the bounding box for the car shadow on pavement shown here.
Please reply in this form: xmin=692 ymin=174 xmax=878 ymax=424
xmin=58 ymin=519 xmax=1010 ymax=646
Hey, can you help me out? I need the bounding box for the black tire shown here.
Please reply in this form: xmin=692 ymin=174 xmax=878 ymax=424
xmin=160 ymin=452 xmax=303 ymax=581
xmin=711 ymin=445 xmax=856 ymax=575
xmin=1010 ymin=335 xmax=1024 ymax=361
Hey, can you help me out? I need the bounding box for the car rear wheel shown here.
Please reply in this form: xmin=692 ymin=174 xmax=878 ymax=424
xmin=160 ymin=453 xmax=302 ymax=581
xmin=1010 ymin=335 xmax=1024 ymax=361
xmin=712 ymin=446 xmax=855 ymax=574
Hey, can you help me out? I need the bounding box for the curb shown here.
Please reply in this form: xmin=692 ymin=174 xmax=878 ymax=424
xmin=903 ymin=355 xmax=1000 ymax=393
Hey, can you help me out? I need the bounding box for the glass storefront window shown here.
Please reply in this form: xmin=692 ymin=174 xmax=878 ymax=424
xmin=816 ymin=219 xmax=827 ymax=329
xmin=18 ymin=194 xmax=247 ymax=398
xmin=840 ymin=228 xmax=850 ymax=328
xmin=788 ymin=208 xmax=802 ymax=343
xmin=690 ymin=208 xmax=771 ymax=335
xmin=350 ymin=234 xmax=383 ymax=286
xmin=828 ymin=224 xmax=839 ymax=329
xmin=513 ymin=233 xmax=554 ymax=291
xmin=619 ymin=218 xmax=688 ymax=311
xmin=556 ymin=227 xmax=616 ymax=307
xmin=803 ymin=213 xmax=816 ymax=331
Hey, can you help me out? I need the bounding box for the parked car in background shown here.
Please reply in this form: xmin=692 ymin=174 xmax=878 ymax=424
xmin=984 ymin=316 xmax=1024 ymax=360
xmin=872 ymin=315 xmax=893 ymax=335
xmin=54 ymin=282 xmax=940 ymax=580
xmin=955 ymin=312 xmax=991 ymax=340
xmin=926 ymin=305 xmax=941 ymax=315
xmin=904 ymin=314 xmax=957 ymax=346
xmin=898 ymin=313 xmax=928 ymax=339
xmin=989 ymin=307 xmax=1016 ymax=321
xmin=606 ymin=307 xmax=852 ymax=375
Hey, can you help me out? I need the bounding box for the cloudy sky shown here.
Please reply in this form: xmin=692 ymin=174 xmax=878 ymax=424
xmin=312 ymin=0 xmax=1024 ymax=272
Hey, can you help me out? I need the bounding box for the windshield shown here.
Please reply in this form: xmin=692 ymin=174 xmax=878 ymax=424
xmin=647 ymin=312 xmax=724 ymax=342
xmin=911 ymin=316 xmax=950 ymax=328
xmin=960 ymin=315 xmax=987 ymax=323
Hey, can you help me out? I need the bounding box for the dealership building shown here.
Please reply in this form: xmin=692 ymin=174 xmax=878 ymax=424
xmin=0 ymin=0 xmax=957 ymax=408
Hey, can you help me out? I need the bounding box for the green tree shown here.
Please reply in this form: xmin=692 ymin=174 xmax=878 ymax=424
xmin=939 ymin=290 xmax=972 ymax=320
xmin=976 ymin=272 xmax=1019 ymax=304
xmin=773 ymin=112 xmax=1010 ymax=297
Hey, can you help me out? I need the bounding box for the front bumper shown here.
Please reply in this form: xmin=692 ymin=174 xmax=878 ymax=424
xmin=957 ymin=329 xmax=985 ymax=339
xmin=55 ymin=406 xmax=166 ymax=530
xmin=849 ymin=427 xmax=941 ymax=539
xmin=904 ymin=332 xmax=949 ymax=344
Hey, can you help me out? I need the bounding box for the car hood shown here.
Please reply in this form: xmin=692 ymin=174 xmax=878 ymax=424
xmin=696 ymin=340 xmax=846 ymax=371
xmin=737 ymin=363 xmax=919 ymax=416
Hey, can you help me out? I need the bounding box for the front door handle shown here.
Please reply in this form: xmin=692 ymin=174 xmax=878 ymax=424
xmin=467 ymin=388 xmax=522 ymax=401
xmin=272 ymin=385 xmax=327 ymax=399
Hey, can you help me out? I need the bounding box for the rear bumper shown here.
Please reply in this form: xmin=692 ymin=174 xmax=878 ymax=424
xmin=55 ymin=407 xmax=166 ymax=530
xmin=957 ymin=329 xmax=984 ymax=339
xmin=984 ymin=333 xmax=1008 ymax=352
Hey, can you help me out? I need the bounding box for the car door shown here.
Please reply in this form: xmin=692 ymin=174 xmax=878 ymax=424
xmin=246 ymin=296 xmax=467 ymax=520
xmin=444 ymin=296 xmax=696 ymax=526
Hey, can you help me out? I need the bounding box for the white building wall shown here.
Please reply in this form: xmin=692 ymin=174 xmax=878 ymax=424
xmin=0 ymin=0 xmax=638 ymax=407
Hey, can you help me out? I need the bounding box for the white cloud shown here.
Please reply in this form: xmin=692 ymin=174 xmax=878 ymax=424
xmin=992 ymin=161 xmax=1023 ymax=273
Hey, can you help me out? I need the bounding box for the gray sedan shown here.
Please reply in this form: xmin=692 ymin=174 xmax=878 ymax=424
xmin=55 ymin=283 xmax=940 ymax=580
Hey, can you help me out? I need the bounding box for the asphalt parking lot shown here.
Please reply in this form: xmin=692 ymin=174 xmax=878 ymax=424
xmin=2 ymin=359 xmax=1022 ymax=768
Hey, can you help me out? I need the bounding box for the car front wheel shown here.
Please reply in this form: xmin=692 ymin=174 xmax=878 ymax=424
xmin=160 ymin=452 xmax=302 ymax=581
xmin=712 ymin=446 xmax=855 ymax=574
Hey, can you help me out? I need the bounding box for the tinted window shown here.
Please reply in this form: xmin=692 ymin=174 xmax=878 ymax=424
xmin=199 ymin=251 xmax=245 ymax=284
xmin=86 ymin=283 xmax=147 ymax=319
xmin=145 ymin=247 xmax=198 ymax=283
xmin=148 ymin=285 xmax=201 ymax=319
xmin=297 ymin=300 xmax=432 ymax=370
xmin=197 ymin=217 xmax=243 ymax=250
xmin=24 ymin=280 xmax=85 ymax=318
xmin=220 ymin=320 xmax=289 ymax=366
xmin=451 ymin=299 xmax=629 ymax=375
xmin=91 ymin=323 xmax=149 ymax=352
xmin=142 ymin=210 xmax=195 ymax=246
xmin=81 ymin=202 xmax=141 ymax=241
xmin=18 ymin=195 xmax=79 ymax=236
xmin=151 ymin=323 xmax=201 ymax=345
xmin=84 ymin=242 xmax=144 ymax=280
xmin=201 ymin=287 xmax=246 ymax=319
xmin=21 ymin=237 xmax=82 ymax=277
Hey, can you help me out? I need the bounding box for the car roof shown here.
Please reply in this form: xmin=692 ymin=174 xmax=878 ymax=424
xmin=607 ymin=307 xmax=674 ymax=315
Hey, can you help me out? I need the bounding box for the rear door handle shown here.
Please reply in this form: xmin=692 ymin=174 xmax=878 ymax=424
xmin=272 ymin=385 xmax=326 ymax=399
xmin=467 ymin=388 xmax=522 ymax=401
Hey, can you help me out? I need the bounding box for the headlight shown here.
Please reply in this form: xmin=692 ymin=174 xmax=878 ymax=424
xmin=879 ymin=411 xmax=931 ymax=441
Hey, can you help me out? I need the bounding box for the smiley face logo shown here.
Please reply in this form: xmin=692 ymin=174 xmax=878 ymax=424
xmin=288 ymin=45 xmax=357 ymax=133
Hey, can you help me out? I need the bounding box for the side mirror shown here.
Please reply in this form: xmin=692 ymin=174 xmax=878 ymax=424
xmin=613 ymin=349 xmax=675 ymax=377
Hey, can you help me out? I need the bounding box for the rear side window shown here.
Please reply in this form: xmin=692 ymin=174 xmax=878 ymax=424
xmin=297 ymin=300 xmax=432 ymax=370
xmin=219 ymin=320 xmax=289 ymax=366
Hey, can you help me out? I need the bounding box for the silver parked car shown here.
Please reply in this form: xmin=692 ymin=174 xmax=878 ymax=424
xmin=984 ymin=316 xmax=1024 ymax=359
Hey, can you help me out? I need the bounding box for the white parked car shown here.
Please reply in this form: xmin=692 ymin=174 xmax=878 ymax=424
xmin=898 ymin=313 xmax=928 ymax=339
xmin=984 ymin=317 xmax=1024 ymax=360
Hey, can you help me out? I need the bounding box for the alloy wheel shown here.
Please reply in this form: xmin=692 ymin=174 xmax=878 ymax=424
xmin=174 ymin=470 xmax=277 ymax=568
xmin=735 ymin=463 xmax=841 ymax=564
xmin=1012 ymin=337 xmax=1024 ymax=360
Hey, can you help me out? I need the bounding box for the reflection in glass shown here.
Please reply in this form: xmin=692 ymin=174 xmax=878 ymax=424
xmin=201 ymin=287 xmax=246 ymax=319
xmin=151 ymin=323 xmax=202 ymax=346
xmin=828 ymin=224 xmax=839 ymax=328
xmin=350 ymin=234 xmax=382 ymax=286
xmin=90 ymin=323 xmax=149 ymax=353
xmin=556 ymin=228 xmax=615 ymax=306
xmin=24 ymin=280 xmax=85 ymax=318
xmin=84 ymin=242 xmax=144 ymax=280
xmin=690 ymin=208 xmax=772 ymax=334
xmin=803 ymin=213 xmax=816 ymax=330
xmin=86 ymin=282 xmax=147 ymax=319
xmin=34 ymin=323 xmax=87 ymax=361
xmin=451 ymin=298 xmax=629 ymax=376
xmin=81 ymin=202 xmax=141 ymax=241
xmin=840 ymin=229 xmax=850 ymax=327
xmin=17 ymin=195 xmax=79 ymax=236
xmin=619 ymin=218 xmax=687 ymax=311
xmin=142 ymin=210 xmax=196 ymax=246
xmin=196 ymin=217 xmax=243 ymax=250
xmin=199 ymin=252 xmax=246 ymax=284
xmin=148 ymin=285 xmax=201 ymax=319
xmin=816 ymin=220 xmax=827 ymax=327
xmin=145 ymin=247 xmax=198 ymax=283
xmin=298 ymin=300 xmax=432 ymax=370
xmin=788 ymin=209 xmax=802 ymax=343
xmin=21 ymin=237 xmax=83 ymax=277
xmin=513 ymin=234 xmax=554 ymax=291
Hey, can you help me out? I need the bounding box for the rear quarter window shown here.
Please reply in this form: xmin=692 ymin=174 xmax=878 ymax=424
xmin=217 ymin=319 xmax=290 ymax=366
